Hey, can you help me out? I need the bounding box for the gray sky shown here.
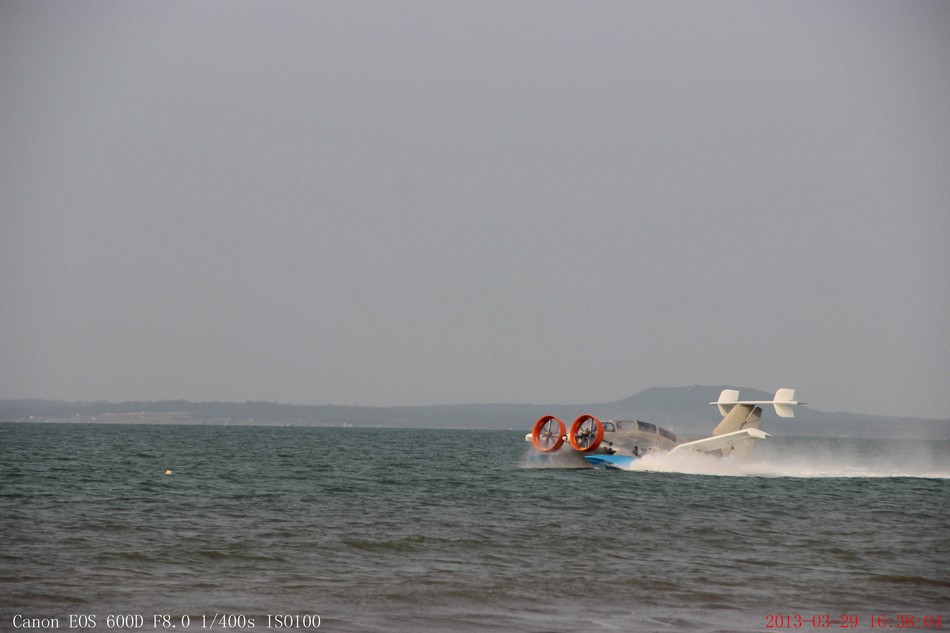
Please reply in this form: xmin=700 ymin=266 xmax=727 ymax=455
xmin=2 ymin=1 xmax=948 ymax=418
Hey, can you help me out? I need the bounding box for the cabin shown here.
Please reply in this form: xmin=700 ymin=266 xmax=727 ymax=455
xmin=603 ymin=419 xmax=679 ymax=450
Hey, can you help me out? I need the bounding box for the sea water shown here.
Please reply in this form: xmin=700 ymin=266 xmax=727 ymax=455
xmin=1 ymin=423 xmax=947 ymax=632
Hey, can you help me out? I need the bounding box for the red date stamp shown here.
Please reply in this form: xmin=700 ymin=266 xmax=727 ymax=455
xmin=765 ymin=614 xmax=942 ymax=630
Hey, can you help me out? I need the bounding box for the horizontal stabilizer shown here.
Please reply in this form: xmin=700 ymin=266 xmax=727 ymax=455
xmin=667 ymin=428 xmax=770 ymax=456
xmin=711 ymin=388 xmax=803 ymax=418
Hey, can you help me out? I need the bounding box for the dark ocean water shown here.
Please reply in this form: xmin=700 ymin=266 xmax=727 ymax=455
xmin=1 ymin=422 xmax=947 ymax=633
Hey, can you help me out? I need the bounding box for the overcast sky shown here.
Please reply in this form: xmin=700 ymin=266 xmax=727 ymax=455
xmin=2 ymin=1 xmax=948 ymax=418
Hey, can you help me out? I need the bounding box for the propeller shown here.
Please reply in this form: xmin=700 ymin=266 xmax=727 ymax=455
xmin=568 ymin=414 xmax=604 ymax=452
xmin=531 ymin=415 xmax=566 ymax=452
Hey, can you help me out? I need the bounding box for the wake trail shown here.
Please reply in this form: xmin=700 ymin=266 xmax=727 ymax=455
xmin=623 ymin=448 xmax=950 ymax=479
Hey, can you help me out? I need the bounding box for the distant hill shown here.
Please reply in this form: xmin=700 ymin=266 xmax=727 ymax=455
xmin=1 ymin=386 xmax=947 ymax=439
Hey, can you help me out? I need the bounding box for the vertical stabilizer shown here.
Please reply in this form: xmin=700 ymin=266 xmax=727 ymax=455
xmin=712 ymin=404 xmax=757 ymax=436
xmin=773 ymin=388 xmax=798 ymax=418
xmin=715 ymin=389 xmax=741 ymax=417
xmin=774 ymin=388 xmax=796 ymax=402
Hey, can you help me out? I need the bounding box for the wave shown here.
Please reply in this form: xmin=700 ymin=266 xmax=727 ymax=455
xmin=870 ymin=574 xmax=950 ymax=588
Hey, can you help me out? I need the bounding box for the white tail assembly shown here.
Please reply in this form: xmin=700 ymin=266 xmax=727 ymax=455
xmin=712 ymin=388 xmax=804 ymax=418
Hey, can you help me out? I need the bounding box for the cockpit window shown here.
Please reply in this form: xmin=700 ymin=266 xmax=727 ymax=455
xmin=658 ymin=427 xmax=677 ymax=442
xmin=637 ymin=421 xmax=657 ymax=434
xmin=603 ymin=422 xmax=616 ymax=432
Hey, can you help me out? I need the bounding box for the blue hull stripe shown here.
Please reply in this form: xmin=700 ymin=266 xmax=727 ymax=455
xmin=584 ymin=455 xmax=637 ymax=469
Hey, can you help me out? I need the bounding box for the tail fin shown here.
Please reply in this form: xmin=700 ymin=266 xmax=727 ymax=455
xmin=772 ymin=388 xmax=799 ymax=418
xmin=710 ymin=388 xmax=803 ymax=418
xmin=712 ymin=404 xmax=761 ymax=436
xmin=714 ymin=389 xmax=741 ymax=417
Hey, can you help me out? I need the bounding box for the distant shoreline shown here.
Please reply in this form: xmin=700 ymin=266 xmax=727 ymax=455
xmin=2 ymin=386 xmax=948 ymax=439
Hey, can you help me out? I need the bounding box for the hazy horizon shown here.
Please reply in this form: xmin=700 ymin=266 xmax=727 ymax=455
xmin=2 ymin=1 xmax=948 ymax=418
